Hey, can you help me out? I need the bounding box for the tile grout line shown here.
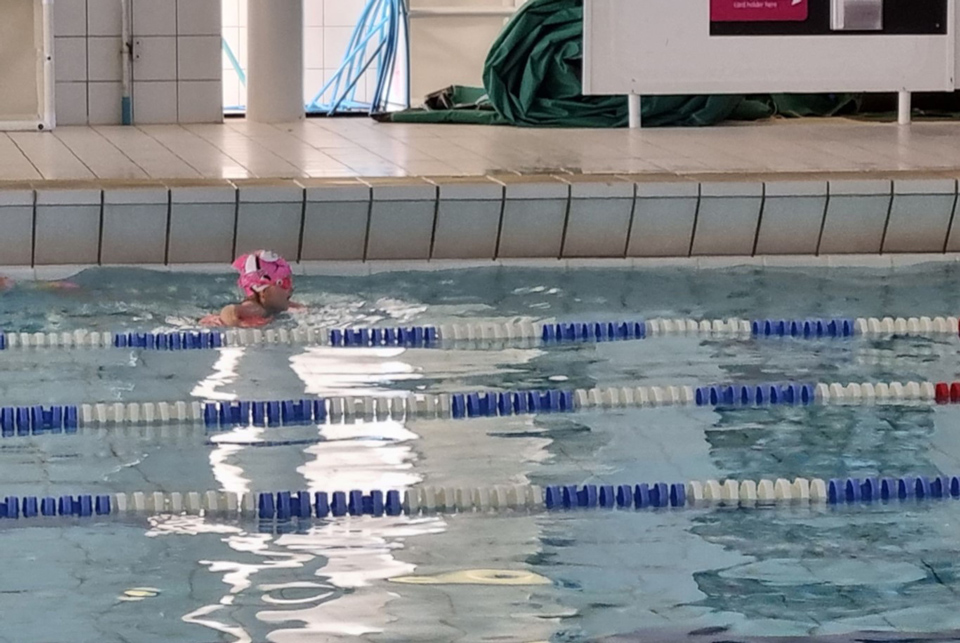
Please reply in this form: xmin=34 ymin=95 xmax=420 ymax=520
xmin=89 ymin=127 xmax=150 ymax=177
xmin=361 ymin=187 xmax=374 ymax=262
xmin=557 ymin=187 xmax=573 ymax=260
xmin=621 ymin=183 xmax=639 ymax=259
xmin=687 ymin=184 xmax=702 ymax=258
xmin=182 ymin=123 xmax=296 ymax=178
xmin=163 ymin=189 xmax=172 ymax=265
xmin=751 ymin=184 xmax=766 ymax=257
xmin=942 ymin=181 xmax=960 ymax=254
xmin=814 ymin=183 xmax=831 ymax=256
xmin=877 ymin=181 xmax=896 ymax=254
xmin=4 ymin=134 xmax=43 ymax=179
xmin=427 ymin=187 xmax=441 ymax=260
xmin=492 ymin=186 xmax=507 ymax=260
xmin=295 ymin=188 xmax=307 ymax=263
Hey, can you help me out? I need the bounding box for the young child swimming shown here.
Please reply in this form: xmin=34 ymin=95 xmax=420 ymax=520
xmin=200 ymin=250 xmax=303 ymax=328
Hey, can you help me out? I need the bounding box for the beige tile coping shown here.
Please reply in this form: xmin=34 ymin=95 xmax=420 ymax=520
xmin=3 ymin=169 xmax=960 ymax=197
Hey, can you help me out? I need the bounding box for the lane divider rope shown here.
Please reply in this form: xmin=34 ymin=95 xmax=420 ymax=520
xmin=1 ymin=316 xmax=959 ymax=352
xmin=6 ymin=379 xmax=960 ymax=434
xmin=2 ymin=475 xmax=958 ymax=520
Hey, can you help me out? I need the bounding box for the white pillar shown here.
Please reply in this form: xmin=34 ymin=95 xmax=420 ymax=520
xmin=247 ymin=0 xmax=304 ymax=123
xmin=628 ymin=94 xmax=641 ymax=129
xmin=898 ymin=90 xmax=912 ymax=125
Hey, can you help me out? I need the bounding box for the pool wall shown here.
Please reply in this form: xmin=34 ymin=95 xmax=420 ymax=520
xmin=0 ymin=174 xmax=957 ymax=266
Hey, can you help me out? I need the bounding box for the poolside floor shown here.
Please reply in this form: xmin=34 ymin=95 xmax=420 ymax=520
xmin=4 ymin=117 xmax=960 ymax=183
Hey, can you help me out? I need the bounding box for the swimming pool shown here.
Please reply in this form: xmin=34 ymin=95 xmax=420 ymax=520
xmin=5 ymin=262 xmax=960 ymax=642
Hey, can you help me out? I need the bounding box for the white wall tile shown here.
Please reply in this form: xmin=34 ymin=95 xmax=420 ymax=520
xmin=304 ymin=27 xmax=324 ymax=70
xmin=323 ymin=0 xmax=366 ymax=26
xmin=627 ymin=197 xmax=697 ymax=257
xmin=323 ymin=26 xmax=354 ymax=72
xmin=132 ymin=0 xmax=177 ymax=36
xmin=104 ymin=187 xmax=168 ymax=205
xmin=819 ymin=194 xmax=892 ymax=254
xmin=222 ymin=0 xmax=241 ymax=27
xmin=366 ymin=201 xmax=435 ymax=260
xmin=101 ymin=204 xmax=169 ymax=263
xmin=236 ymin=203 xmax=302 ymax=260
xmin=498 ymin=200 xmax=567 ymax=258
xmin=178 ymin=80 xmax=223 ymax=123
xmin=55 ymin=38 xmax=87 ymax=82
xmin=0 ymin=207 xmax=34 ymax=266
xmin=55 ymin=82 xmax=89 ymax=125
xmin=133 ymin=36 xmax=177 ymax=81
xmin=35 ymin=204 xmax=101 ymax=265
xmin=883 ymin=194 xmax=955 ymax=253
xmin=88 ymin=81 xmax=123 ymax=124
xmin=304 ymin=69 xmax=324 ymax=105
xmin=178 ymin=0 xmax=221 ymax=36
xmin=168 ymin=203 xmax=237 ymax=263
xmin=87 ymin=0 xmax=121 ymax=36
xmin=238 ymin=185 xmax=302 ymax=203
xmin=178 ymin=36 xmax=222 ymax=81
xmin=302 ymin=201 xmax=370 ymax=260
xmin=432 ymin=200 xmax=500 ymax=260
xmin=87 ymin=37 xmax=122 ymax=82
xmin=691 ymin=196 xmax=763 ymax=256
xmin=0 ymin=189 xmax=33 ymax=207
xmin=755 ymin=196 xmax=826 ymax=255
xmin=305 ymin=0 xmax=323 ymax=27
xmin=221 ymin=26 xmax=243 ymax=67
xmin=36 ymin=188 xmax=101 ymax=206
xmin=222 ymin=73 xmax=243 ymax=110
xmin=133 ymin=81 xmax=178 ymax=123
xmin=55 ymin=0 xmax=87 ymax=37
xmin=563 ymin=198 xmax=633 ymax=258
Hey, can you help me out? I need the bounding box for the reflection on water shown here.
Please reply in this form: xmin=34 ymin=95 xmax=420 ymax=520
xmin=161 ymin=330 xmax=558 ymax=641
xmin=146 ymin=514 xmax=445 ymax=642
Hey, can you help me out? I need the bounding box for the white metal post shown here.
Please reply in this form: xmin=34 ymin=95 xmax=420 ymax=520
xmin=628 ymin=93 xmax=641 ymax=129
xmin=898 ymin=90 xmax=912 ymax=125
xmin=41 ymin=0 xmax=55 ymax=129
xmin=248 ymin=0 xmax=305 ymax=123
xmin=121 ymin=0 xmax=132 ymax=125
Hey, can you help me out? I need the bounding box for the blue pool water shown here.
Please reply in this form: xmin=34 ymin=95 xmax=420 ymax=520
xmin=4 ymin=263 xmax=960 ymax=642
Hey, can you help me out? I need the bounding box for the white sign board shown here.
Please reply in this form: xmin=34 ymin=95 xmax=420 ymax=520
xmin=582 ymin=0 xmax=956 ymax=96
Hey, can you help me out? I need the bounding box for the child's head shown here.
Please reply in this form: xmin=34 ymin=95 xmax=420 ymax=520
xmin=233 ymin=250 xmax=294 ymax=312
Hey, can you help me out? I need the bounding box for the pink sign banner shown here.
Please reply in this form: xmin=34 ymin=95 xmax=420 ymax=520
xmin=711 ymin=0 xmax=809 ymax=22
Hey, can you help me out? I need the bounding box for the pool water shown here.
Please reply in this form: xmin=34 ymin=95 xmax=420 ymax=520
xmin=4 ymin=263 xmax=960 ymax=642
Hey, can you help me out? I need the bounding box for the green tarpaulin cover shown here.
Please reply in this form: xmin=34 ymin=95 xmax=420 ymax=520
xmin=378 ymin=0 xmax=857 ymax=127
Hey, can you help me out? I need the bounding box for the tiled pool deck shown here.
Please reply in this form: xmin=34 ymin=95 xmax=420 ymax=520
xmin=5 ymin=117 xmax=960 ymax=267
xmin=3 ymin=117 xmax=960 ymax=182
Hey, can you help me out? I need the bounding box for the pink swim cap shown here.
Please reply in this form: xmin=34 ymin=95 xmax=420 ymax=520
xmin=233 ymin=250 xmax=293 ymax=297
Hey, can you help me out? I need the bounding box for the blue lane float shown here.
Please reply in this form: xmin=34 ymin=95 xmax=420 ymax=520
xmin=694 ymin=382 xmax=815 ymax=407
xmin=827 ymin=476 xmax=960 ymax=503
xmin=328 ymin=326 xmax=438 ymax=348
xmin=4 ymin=314 xmax=960 ymax=353
xmin=750 ymin=318 xmax=856 ymax=338
xmin=0 ymin=405 xmax=79 ymax=436
xmin=113 ymin=331 xmax=224 ymax=350
xmin=542 ymin=321 xmax=646 ymax=343
xmin=5 ymin=474 xmax=960 ymax=521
